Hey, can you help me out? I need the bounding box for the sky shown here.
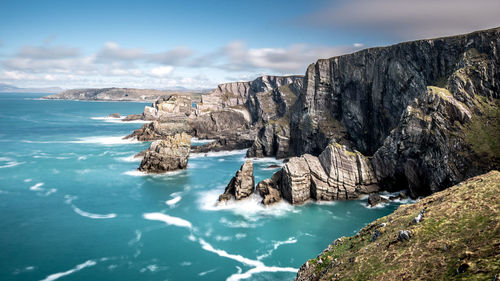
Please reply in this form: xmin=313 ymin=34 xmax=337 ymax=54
xmin=0 ymin=0 xmax=499 ymax=90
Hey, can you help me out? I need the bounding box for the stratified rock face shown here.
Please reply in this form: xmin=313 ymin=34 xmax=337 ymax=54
xmin=142 ymin=95 xmax=193 ymax=121
xmin=197 ymin=75 xmax=303 ymax=114
xmin=138 ymin=133 xmax=191 ymax=173
xmin=189 ymin=109 xmax=251 ymax=138
xmin=219 ymin=160 xmax=255 ymax=202
xmin=256 ymin=170 xmax=282 ymax=205
xmin=264 ymin=142 xmax=378 ymax=205
xmin=290 ymin=28 xmax=500 ymax=157
xmin=125 ymin=120 xmax=191 ymax=141
xmin=246 ymin=120 xmax=290 ymax=159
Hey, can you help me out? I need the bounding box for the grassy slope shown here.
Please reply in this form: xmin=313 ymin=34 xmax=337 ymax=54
xmin=297 ymin=171 xmax=500 ymax=281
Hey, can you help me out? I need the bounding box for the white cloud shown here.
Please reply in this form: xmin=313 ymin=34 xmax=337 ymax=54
xmin=96 ymin=42 xmax=144 ymax=61
xmin=150 ymin=66 xmax=174 ymax=77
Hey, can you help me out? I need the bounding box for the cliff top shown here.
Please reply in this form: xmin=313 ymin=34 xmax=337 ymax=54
xmin=296 ymin=170 xmax=500 ymax=281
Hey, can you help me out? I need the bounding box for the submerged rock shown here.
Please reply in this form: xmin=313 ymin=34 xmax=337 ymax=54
xmin=367 ymin=193 xmax=388 ymax=207
xmin=108 ymin=113 xmax=120 ymax=118
xmin=218 ymin=160 xmax=255 ymax=202
xmin=138 ymin=132 xmax=191 ymax=173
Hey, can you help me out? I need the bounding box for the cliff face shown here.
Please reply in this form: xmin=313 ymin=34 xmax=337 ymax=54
xmin=295 ymin=170 xmax=500 ymax=281
xmin=197 ymin=75 xmax=303 ymax=114
xmin=287 ymin=27 xmax=499 ymax=197
xmin=290 ymin=27 xmax=500 ymax=157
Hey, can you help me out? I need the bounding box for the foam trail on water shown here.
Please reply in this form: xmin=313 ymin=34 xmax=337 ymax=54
xmin=116 ymin=154 xmax=142 ymax=162
xmin=257 ymin=237 xmax=298 ymax=260
xmin=71 ymin=205 xmax=117 ymax=219
xmin=71 ymin=136 xmax=139 ymax=145
xmin=40 ymin=260 xmax=97 ymax=281
xmin=166 ymin=196 xmax=182 ymax=206
xmin=197 ymin=238 xmax=297 ymax=281
xmin=143 ymin=212 xmax=192 ymax=228
xmin=190 ymin=149 xmax=248 ymax=158
xmin=0 ymin=157 xmax=23 ymax=168
xmin=30 ymin=183 xmax=44 ymax=191
xmin=91 ymin=116 xmax=151 ymax=124
xmin=191 ymin=137 xmax=215 ymax=145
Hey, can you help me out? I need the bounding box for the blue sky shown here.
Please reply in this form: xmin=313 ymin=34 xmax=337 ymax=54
xmin=1 ymin=0 xmax=499 ymax=89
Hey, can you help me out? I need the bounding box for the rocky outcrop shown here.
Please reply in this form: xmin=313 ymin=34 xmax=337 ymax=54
xmin=191 ymin=137 xmax=254 ymax=154
xmin=295 ymin=171 xmax=500 ymax=281
xmin=246 ymin=119 xmax=290 ymax=159
xmin=108 ymin=113 xmax=120 ymax=118
xmin=142 ymin=95 xmax=193 ymax=121
xmin=287 ymin=27 xmax=499 ymax=197
xmin=256 ymin=171 xmax=282 ymax=205
xmin=189 ymin=109 xmax=252 ymax=139
xmin=373 ymin=46 xmax=499 ymax=196
xmin=138 ymin=132 xmax=191 ymax=173
xmin=290 ymin=27 xmax=499 ymax=157
xmin=257 ymin=142 xmax=378 ymax=205
xmin=42 ymin=88 xmax=172 ymax=101
xmin=125 ymin=120 xmax=191 ymax=141
xmin=197 ymin=75 xmax=303 ymax=113
xmin=218 ymin=160 xmax=255 ymax=202
xmin=367 ymin=193 xmax=388 ymax=207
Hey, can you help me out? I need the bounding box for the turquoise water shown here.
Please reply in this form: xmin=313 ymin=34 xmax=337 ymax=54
xmin=0 ymin=93 xmax=407 ymax=281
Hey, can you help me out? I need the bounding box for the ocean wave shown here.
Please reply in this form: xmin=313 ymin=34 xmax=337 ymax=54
xmin=143 ymin=212 xmax=192 ymax=228
xmin=91 ymin=116 xmax=151 ymax=124
xmin=198 ymin=188 xmax=299 ymax=221
xmin=122 ymin=169 xmax=184 ymax=177
xmin=197 ymin=238 xmax=297 ymax=281
xmin=71 ymin=136 xmax=139 ymax=145
xmin=257 ymin=237 xmax=298 ymax=260
xmin=40 ymin=260 xmax=97 ymax=281
xmin=0 ymin=157 xmax=23 ymax=168
xmin=166 ymin=196 xmax=182 ymax=206
xmin=198 ymin=268 xmax=218 ymax=276
xmin=191 ymin=137 xmax=215 ymax=145
xmin=116 ymin=154 xmax=142 ymax=163
xmin=72 ymin=205 xmax=117 ymax=219
xmin=189 ymin=149 xmax=248 ymax=159
xmin=30 ymin=182 xmax=44 ymax=191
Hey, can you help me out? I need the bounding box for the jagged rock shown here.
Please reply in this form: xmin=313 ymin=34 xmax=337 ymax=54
xmin=260 ymin=142 xmax=379 ymax=204
xmin=256 ymin=170 xmax=282 ymax=205
xmin=389 ymin=191 xmax=408 ymax=201
xmin=197 ymin=75 xmax=303 ymax=113
xmin=142 ymin=95 xmax=193 ymax=121
xmin=287 ymin=27 xmax=499 ymax=198
xmin=138 ymin=133 xmax=191 ymax=173
xmin=108 ymin=113 xmax=120 ymax=118
xmin=218 ymin=160 xmax=255 ymax=202
xmin=191 ymin=136 xmax=254 ymax=153
xmin=397 ymin=230 xmax=412 ymax=242
xmin=125 ymin=120 xmax=191 ymax=141
xmin=246 ymin=120 xmax=290 ymax=159
xmin=367 ymin=194 xmax=388 ymax=207
xmin=189 ymin=109 xmax=252 ymax=139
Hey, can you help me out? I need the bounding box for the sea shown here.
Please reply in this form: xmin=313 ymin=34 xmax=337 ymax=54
xmin=0 ymin=92 xmax=411 ymax=281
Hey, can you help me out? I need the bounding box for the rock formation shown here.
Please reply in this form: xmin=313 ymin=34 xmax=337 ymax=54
xmin=125 ymin=120 xmax=192 ymax=141
xmin=142 ymin=95 xmax=193 ymax=121
xmin=138 ymin=132 xmax=191 ymax=173
xmin=218 ymin=160 xmax=255 ymax=202
xmin=283 ymin=27 xmax=499 ymax=197
xmin=257 ymin=142 xmax=379 ymax=205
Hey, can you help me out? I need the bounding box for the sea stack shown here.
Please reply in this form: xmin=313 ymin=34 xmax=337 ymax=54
xmin=218 ymin=160 xmax=255 ymax=202
xmin=138 ymin=132 xmax=191 ymax=173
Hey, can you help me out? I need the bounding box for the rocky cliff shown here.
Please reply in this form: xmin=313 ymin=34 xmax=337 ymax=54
xmin=42 ymin=88 xmax=174 ymax=101
xmin=295 ymin=170 xmax=500 ymax=281
xmin=286 ymin=27 xmax=499 ymax=197
xmin=138 ymin=132 xmax=191 ymax=173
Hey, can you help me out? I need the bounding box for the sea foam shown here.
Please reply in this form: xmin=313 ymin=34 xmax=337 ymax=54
xmin=143 ymin=212 xmax=192 ymax=228
xmin=40 ymin=260 xmax=97 ymax=281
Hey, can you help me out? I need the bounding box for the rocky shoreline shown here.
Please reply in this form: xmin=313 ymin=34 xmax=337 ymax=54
xmin=124 ymin=27 xmax=498 ymax=204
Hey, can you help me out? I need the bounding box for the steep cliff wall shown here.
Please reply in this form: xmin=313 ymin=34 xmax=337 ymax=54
xmin=290 ymin=27 xmax=500 ymax=157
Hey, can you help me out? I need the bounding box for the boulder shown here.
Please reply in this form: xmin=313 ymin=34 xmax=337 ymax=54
xmin=108 ymin=113 xmax=120 ymax=118
xmin=138 ymin=132 xmax=191 ymax=173
xmin=367 ymin=193 xmax=388 ymax=207
xmin=218 ymin=160 xmax=255 ymax=202
xmin=256 ymin=170 xmax=282 ymax=205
